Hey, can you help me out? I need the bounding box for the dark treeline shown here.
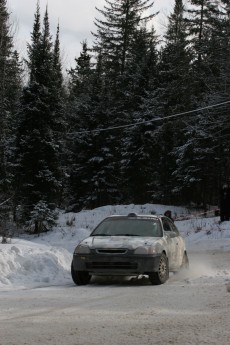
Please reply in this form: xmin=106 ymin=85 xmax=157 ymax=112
xmin=1 ymin=0 xmax=230 ymax=233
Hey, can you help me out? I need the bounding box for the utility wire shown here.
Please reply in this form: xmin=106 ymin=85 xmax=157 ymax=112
xmin=69 ymin=100 xmax=230 ymax=135
xmin=0 ymin=197 xmax=12 ymax=207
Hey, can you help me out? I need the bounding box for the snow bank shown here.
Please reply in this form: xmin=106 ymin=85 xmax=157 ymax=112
xmin=0 ymin=241 xmax=72 ymax=289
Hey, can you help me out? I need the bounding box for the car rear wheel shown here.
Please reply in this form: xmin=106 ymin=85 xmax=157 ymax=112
xmin=149 ymin=253 xmax=169 ymax=285
xmin=181 ymin=252 xmax=189 ymax=269
xmin=71 ymin=262 xmax=91 ymax=285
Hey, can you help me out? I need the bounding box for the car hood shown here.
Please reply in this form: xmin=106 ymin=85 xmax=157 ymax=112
xmin=80 ymin=236 xmax=161 ymax=250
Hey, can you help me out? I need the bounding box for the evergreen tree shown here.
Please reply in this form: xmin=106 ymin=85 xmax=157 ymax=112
xmin=159 ymin=0 xmax=191 ymax=114
xmin=14 ymin=5 xmax=63 ymax=232
xmin=92 ymin=0 xmax=158 ymax=132
xmin=120 ymin=27 xmax=160 ymax=203
xmin=0 ymin=0 xmax=22 ymax=227
xmin=186 ymin=0 xmax=221 ymax=100
xmin=93 ymin=0 xmax=156 ymax=76
xmin=66 ymin=40 xmax=121 ymax=210
xmin=76 ymin=0 xmax=159 ymax=206
xmin=209 ymin=1 xmax=230 ymax=189
xmin=51 ymin=22 xmax=66 ymax=205
xmin=66 ymin=41 xmax=95 ymax=210
xmin=0 ymin=0 xmax=14 ymax=194
xmin=172 ymin=0 xmax=230 ymax=206
xmin=152 ymin=0 xmax=192 ymax=203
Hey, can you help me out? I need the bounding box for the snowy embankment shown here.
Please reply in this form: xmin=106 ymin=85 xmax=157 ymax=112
xmin=0 ymin=204 xmax=230 ymax=290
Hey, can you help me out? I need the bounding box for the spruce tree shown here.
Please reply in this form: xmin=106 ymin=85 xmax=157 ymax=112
xmin=152 ymin=0 xmax=192 ymax=203
xmin=80 ymin=0 xmax=159 ymax=206
xmin=0 ymin=0 xmax=14 ymax=193
xmin=66 ymin=41 xmax=95 ymax=210
xmin=93 ymin=0 xmax=156 ymax=75
xmin=0 ymin=0 xmax=22 ymax=229
xmin=120 ymin=27 xmax=160 ymax=203
xmin=14 ymin=5 xmax=63 ymax=232
xmin=186 ymin=0 xmax=221 ymax=100
xmin=159 ymin=0 xmax=191 ymax=114
xmin=172 ymin=0 xmax=230 ymax=206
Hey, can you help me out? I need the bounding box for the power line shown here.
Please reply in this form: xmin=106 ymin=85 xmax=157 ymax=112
xmin=0 ymin=197 xmax=12 ymax=207
xmin=68 ymin=100 xmax=230 ymax=135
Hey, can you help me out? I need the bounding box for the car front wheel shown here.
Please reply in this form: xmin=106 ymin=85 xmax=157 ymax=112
xmin=71 ymin=261 xmax=91 ymax=285
xmin=149 ymin=253 xmax=169 ymax=285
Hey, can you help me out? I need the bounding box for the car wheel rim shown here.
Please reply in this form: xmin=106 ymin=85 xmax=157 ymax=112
xmin=159 ymin=258 xmax=167 ymax=278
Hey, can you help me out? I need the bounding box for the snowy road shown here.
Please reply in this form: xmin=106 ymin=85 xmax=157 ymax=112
xmin=0 ymin=251 xmax=229 ymax=345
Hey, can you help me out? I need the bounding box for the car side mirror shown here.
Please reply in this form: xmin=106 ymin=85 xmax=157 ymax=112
xmin=165 ymin=231 xmax=177 ymax=238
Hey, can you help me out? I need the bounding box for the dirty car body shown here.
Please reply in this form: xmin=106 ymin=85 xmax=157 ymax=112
xmin=71 ymin=213 xmax=189 ymax=285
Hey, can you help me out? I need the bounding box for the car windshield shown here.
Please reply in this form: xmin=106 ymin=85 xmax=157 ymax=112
xmin=91 ymin=218 xmax=162 ymax=237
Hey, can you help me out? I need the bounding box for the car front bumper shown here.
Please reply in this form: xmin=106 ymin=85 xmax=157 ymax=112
xmin=72 ymin=253 xmax=162 ymax=276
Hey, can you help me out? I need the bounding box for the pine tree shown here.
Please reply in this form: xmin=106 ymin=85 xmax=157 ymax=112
xmin=93 ymin=0 xmax=156 ymax=75
xmin=0 ymin=0 xmax=14 ymax=191
xmin=193 ymin=0 xmax=230 ymax=201
xmin=65 ymin=41 xmax=95 ymax=210
xmin=0 ymin=0 xmax=14 ymax=117
xmin=210 ymin=1 xmax=230 ymax=189
xmin=159 ymin=0 xmax=191 ymax=114
xmin=120 ymin=27 xmax=160 ymax=203
xmin=0 ymin=0 xmax=22 ymax=228
xmin=172 ymin=0 xmax=230 ymax=206
xmin=186 ymin=0 xmax=221 ymax=100
xmin=14 ymin=5 xmax=63 ymax=232
xmin=77 ymin=0 xmax=159 ymax=206
xmin=151 ymin=0 xmax=192 ymax=203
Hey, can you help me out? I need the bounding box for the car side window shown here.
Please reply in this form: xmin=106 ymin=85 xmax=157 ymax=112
xmin=170 ymin=222 xmax=180 ymax=235
xmin=162 ymin=217 xmax=179 ymax=235
xmin=162 ymin=218 xmax=172 ymax=232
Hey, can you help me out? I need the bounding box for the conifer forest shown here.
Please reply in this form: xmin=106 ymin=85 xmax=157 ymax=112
xmin=1 ymin=0 xmax=230 ymax=232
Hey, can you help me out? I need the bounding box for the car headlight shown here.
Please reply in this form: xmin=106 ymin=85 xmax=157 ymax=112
xmin=74 ymin=245 xmax=90 ymax=254
xmin=134 ymin=246 xmax=156 ymax=255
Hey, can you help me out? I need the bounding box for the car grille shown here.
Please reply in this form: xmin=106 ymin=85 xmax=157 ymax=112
xmin=86 ymin=262 xmax=138 ymax=270
xmin=96 ymin=249 xmax=128 ymax=255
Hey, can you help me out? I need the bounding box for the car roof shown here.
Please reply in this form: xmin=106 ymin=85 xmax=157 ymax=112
xmin=103 ymin=213 xmax=163 ymax=220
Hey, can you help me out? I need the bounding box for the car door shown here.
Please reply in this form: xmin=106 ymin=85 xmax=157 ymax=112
xmin=162 ymin=217 xmax=181 ymax=269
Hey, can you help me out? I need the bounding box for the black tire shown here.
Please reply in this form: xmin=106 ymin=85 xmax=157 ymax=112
xmin=149 ymin=253 xmax=169 ymax=285
xmin=71 ymin=262 xmax=91 ymax=285
xmin=181 ymin=252 xmax=189 ymax=270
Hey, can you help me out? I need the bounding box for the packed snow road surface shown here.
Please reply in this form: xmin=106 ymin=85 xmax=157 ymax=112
xmin=0 ymin=251 xmax=229 ymax=345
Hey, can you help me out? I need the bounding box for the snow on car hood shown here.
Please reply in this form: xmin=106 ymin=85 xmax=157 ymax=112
xmin=80 ymin=236 xmax=161 ymax=250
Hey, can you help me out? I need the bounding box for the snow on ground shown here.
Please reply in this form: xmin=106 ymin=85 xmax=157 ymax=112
xmin=0 ymin=204 xmax=230 ymax=290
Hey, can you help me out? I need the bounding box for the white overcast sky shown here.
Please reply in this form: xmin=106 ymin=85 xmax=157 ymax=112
xmin=8 ymin=0 xmax=174 ymax=68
